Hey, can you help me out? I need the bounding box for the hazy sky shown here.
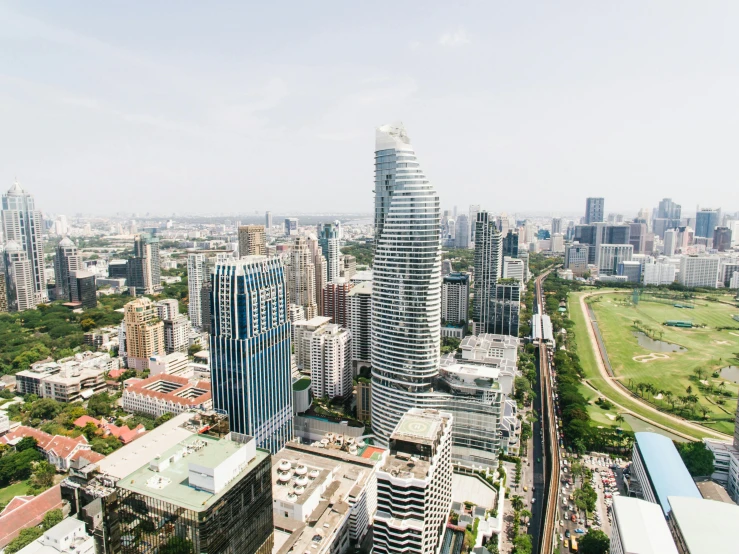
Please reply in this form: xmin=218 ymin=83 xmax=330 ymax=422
xmin=2 ymin=2 xmax=738 ymax=217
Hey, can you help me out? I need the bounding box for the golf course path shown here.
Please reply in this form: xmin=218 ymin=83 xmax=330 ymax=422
xmin=578 ymin=290 xmax=730 ymax=441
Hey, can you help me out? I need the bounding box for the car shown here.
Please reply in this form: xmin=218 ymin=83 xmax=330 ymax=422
xmin=565 ymin=530 xmax=571 ymax=538
xmin=537 ymin=457 xmax=541 ymax=463
xmin=563 ymin=539 xmax=569 ymax=549
xmin=532 ymin=498 xmax=535 ymax=504
xmin=575 ymin=528 xmax=585 ymax=534
xmin=523 ymin=486 xmax=528 ymax=492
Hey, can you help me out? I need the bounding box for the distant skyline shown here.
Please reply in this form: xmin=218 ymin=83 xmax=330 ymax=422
xmin=2 ymin=2 xmax=739 ymax=215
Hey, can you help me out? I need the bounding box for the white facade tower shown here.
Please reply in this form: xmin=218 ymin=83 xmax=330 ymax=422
xmin=371 ymin=123 xmax=442 ymax=445
xmin=187 ymin=253 xmax=207 ymax=328
xmin=2 ymin=181 xmax=46 ymax=302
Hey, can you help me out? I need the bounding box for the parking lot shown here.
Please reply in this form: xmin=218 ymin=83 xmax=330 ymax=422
xmin=556 ymin=452 xmax=627 ymax=552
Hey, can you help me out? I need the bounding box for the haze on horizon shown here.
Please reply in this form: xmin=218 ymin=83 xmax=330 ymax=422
xmin=1 ymin=2 xmax=738 ymax=216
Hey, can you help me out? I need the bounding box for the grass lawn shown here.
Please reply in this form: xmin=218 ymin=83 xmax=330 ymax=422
xmin=588 ymin=293 xmax=739 ymax=436
xmin=567 ymin=291 xmax=723 ymax=441
xmin=0 ymin=481 xmax=31 ymax=507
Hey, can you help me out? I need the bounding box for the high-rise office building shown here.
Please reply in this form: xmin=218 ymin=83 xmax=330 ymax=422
xmin=348 ymin=281 xmax=372 ymax=373
xmin=371 ymin=123 xmax=442 ymax=445
xmin=658 ymin=198 xmax=682 ymax=221
xmin=473 ymin=211 xmax=503 ymax=335
xmin=124 ymin=297 xmax=165 ymax=370
xmin=565 ymin=243 xmax=590 ymax=276
xmin=695 ymin=208 xmax=721 ymax=238
xmin=442 ymin=273 xmax=469 ymax=325
xmin=491 ymin=280 xmax=521 ymax=336
xmin=69 ymin=270 xmax=97 ymax=309
xmin=585 ymin=197 xmax=605 ymax=224
xmin=454 ymin=214 xmax=470 ymax=248
xmin=678 ymin=256 xmax=720 ymax=288
xmin=598 ymin=244 xmax=634 ymax=276
xmin=265 ymin=210 xmax=273 ymax=234
xmin=284 ymin=218 xmax=298 ymax=236
xmin=664 ymin=228 xmax=678 ymax=256
xmin=54 ymin=237 xmax=79 ymax=301
xmin=551 ymin=217 xmax=563 ymax=235
xmin=341 ymin=254 xmax=357 ymax=280
xmin=3 ymin=240 xmax=36 ymax=312
xmin=628 ymin=222 xmax=647 ymax=254
xmin=322 ymin=278 xmax=353 ymax=327
xmin=310 ymin=238 xmax=328 ymax=316
xmin=238 ymin=225 xmax=266 ymax=257
xmin=209 ymin=256 xmax=293 ymax=453
xmin=286 ymin=237 xmax=318 ymax=320
xmin=127 ymin=233 xmax=160 ymax=295
xmin=0 ymin=275 xmax=7 ymax=313
xmin=1 ymin=181 xmax=46 ymax=302
xmin=713 ymin=227 xmax=732 ymax=252
xmin=318 ymin=221 xmax=342 ymax=284
xmin=502 ymin=229 xmax=519 ymax=258
xmin=187 ymin=253 xmax=207 ymax=328
xmin=373 ymin=409 xmax=453 ymax=554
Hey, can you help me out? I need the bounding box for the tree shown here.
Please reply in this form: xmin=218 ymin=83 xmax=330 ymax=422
xmin=155 ymin=412 xmax=174 ymax=427
xmin=42 ymin=509 xmax=64 ymax=530
xmin=579 ymin=529 xmax=610 ymax=554
xmin=29 ymin=398 xmax=62 ymax=420
xmin=188 ymin=343 xmax=201 ymax=357
xmin=4 ymin=527 xmax=44 ymax=554
xmin=676 ymin=441 xmax=715 ymax=477
xmin=15 ymin=436 xmax=38 ymax=452
xmin=512 ymin=534 xmax=532 ymax=554
xmin=29 ymin=460 xmax=56 ymax=491
xmin=87 ymin=393 xmax=113 ymax=417
xmin=158 ymin=537 xmax=194 ymax=554
xmin=80 ymin=318 xmax=96 ymax=332
xmin=511 ymin=495 xmax=524 ymax=511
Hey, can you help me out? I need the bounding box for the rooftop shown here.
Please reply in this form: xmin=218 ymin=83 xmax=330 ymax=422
xmin=695 ymin=480 xmax=736 ymax=504
xmin=612 ymin=496 xmax=678 ymax=554
xmin=668 ymin=496 xmax=739 ymax=554
xmin=118 ymin=434 xmax=267 ymax=511
xmin=393 ymin=412 xmax=441 ymax=444
xmin=634 ymin=432 xmax=701 ymax=514
xmin=96 ymin=412 xmax=196 ymax=479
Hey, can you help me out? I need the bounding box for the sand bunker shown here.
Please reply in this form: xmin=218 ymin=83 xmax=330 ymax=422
xmin=654 ymin=393 xmax=663 ymax=400
xmin=605 ymin=413 xmax=616 ymax=421
xmin=715 ymin=340 xmax=732 ymax=345
xmin=729 ymin=332 xmax=739 ymax=338
xmin=633 ymin=352 xmax=670 ymax=363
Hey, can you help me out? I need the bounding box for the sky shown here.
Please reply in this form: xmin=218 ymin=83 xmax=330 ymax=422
xmin=1 ymin=2 xmax=738 ymax=217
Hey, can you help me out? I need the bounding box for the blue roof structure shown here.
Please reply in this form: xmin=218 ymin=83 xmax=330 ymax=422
xmin=443 ymin=272 xmax=469 ymax=284
xmin=634 ymin=432 xmax=701 ymax=515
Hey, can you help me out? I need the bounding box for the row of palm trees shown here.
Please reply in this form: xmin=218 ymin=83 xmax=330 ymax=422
xmin=631 ymin=381 xmax=708 ymax=418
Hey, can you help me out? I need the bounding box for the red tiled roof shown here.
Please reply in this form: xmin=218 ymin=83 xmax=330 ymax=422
xmin=46 ymin=435 xmax=88 ymax=459
xmin=0 ymin=426 xmax=53 ymax=449
xmin=0 ymin=496 xmax=33 ymax=515
xmin=74 ymin=415 xmax=101 ymax=428
xmin=71 ymin=449 xmax=106 ymax=464
xmin=0 ymin=485 xmax=63 ymax=549
xmin=123 ymin=374 xmax=211 ymax=406
xmin=108 ymin=369 xmax=126 ymax=379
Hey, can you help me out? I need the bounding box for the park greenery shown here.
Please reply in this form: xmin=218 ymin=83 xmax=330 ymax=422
xmin=587 ymin=290 xmax=739 ymax=435
xmin=0 ymin=296 xmax=128 ymax=376
xmin=442 ymin=247 xmax=474 ymax=272
xmin=341 ymin=241 xmax=373 ymax=267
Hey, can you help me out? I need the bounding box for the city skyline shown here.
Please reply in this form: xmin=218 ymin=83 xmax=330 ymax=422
xmin=2 ymin=3 xmax=739 ymax=215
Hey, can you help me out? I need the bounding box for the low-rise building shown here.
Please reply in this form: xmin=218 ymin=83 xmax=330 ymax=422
xmin=149 ymin=352 xmax=190 ymax=377
xmin=0 ymin=426 xmax=103 ymax=471
xmin=15 ymin=517 xmax=94 ymax=554
xmin=16 ymin=353 xmax=116 ymax=402
xmin=0 ymin=486 xmax=64 ymax=551
xmin=73 ymin=415 xmax=146 ymax=445
xmin=460 ymin=333 xmax=518 ymax=363
xmin=271 ymin=441 xmax=385 ymax=553
xmin=122 ymin=374 xmax=212 ymax=417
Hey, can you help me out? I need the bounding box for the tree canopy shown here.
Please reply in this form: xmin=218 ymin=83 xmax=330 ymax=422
xmin=676 ymin=441 xmax=715 ymax=477
xmin=579 ymin=529 xmax=610 ymax=554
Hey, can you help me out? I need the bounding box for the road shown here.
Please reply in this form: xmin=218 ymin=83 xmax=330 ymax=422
xmin=577 ymin=290 xmax=729 ymax=440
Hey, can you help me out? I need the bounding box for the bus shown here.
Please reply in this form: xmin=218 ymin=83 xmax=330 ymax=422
xmin=570 ymin=537 xmax=578 ymax=552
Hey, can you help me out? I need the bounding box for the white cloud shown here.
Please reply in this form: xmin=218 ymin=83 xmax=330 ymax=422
xmin=439 ymin=26 xmax=470 ymax=47
xmin=409 ymin=40 xmax=422 ymax=50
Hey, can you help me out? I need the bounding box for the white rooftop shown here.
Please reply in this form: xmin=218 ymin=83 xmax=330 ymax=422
xmin=96 ymin=412 xmax=196 ymax=479
xmin=612 ymin=496 xmax=678 ymax=554
xmin=668 ymin=496 xmax=739 ymax=554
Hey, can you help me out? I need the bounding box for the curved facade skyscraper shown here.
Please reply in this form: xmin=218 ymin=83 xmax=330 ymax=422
xmin=371 ymin=123 xmax=442 ymax=444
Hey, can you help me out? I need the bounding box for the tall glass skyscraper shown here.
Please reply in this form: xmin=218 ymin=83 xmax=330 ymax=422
xmin=318 ymin=221 xmax=342 ymax=284
xmin=473 ymin=211 xmax=503 ymax=334
xmin=371 ymin=123 xmax=442 ymax=445
xmin=1 ymin=181 xmax=46 ymax=302
xmin=209 ymin=256 xmax=293 ymax=453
